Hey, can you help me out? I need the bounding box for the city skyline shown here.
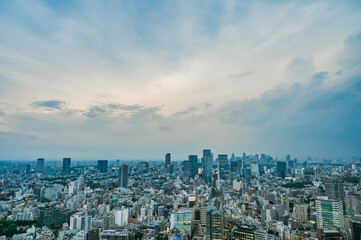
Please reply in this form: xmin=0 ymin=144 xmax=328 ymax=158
xmin=0 ymin=1 xmax=361 ymax=160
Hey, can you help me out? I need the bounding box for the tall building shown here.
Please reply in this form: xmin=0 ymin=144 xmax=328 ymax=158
xmin=70 ymin=213 xmax=92 ymax=233
xmin=63 ymin=158 xmax=71 ymax=174
xmin=293 ymin=204 xmax=308 ymax=223
xmin=165 ymin=153 xmax=171 ymax=167
xmin=26 ymin=164 xmax=31 ymax=174
xmin=202 ymin=149 xmax=213 ymax=174
xmin=114 ymin=208 xmax=128 ymax=226
xmin=316 ymin=197 xmax=344 ymax=230
xmin=206 ymin=206 xmax=223 ymax=240
xmin=276 ymin=161 xmax=286 ymax=179
xmin=97 ymin=160 xmax=108 ymax=173
xmin=218 ymin=154 xmax=228 ymax=170
xmin=37 ymin=158 xmax=45 ymax=172
xmin=325 ymin=178 xmax=345 ymax=207
xmin=350 ymin=219 xmax=361 ymax=240
xmin=118 ymin=164 xmax=129 ymax=188
xmin=188 ymin=155 xmax=198 ymax=179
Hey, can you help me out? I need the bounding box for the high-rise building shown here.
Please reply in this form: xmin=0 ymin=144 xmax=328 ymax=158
xmin=37 ymin=158 xmax=45 ymax=172
xmin=63 ymin=158 xmax=71 ymax=174
xmin=276 ymin=161 xmax=286 ymax=179
xmin=114 ymin=208 xmax=128 ymax=226
xmin=97 ymin=160 xmax=108 ymax=173
xmin=189 ymin=155 xmax=198 ymax=179
xmin=26 ymin=164 xmax=31 ymax=174
xmin=218 ymin=154 xmax=228 ymax=170
xmin=325 ymin=178 xmax=345 ymax=207
xmin=202 ymin=149 xmax=213 ymax=174
xmin=165 ymin=153 xmax=171 ymax=167
xmin=293 ymin=204 xmax=308 ymax=223
xmin=118 ymin=164 xmax=129 ymax=188
xmin=70 ymin=213 xmax=92 ymax=233
xmin=316 ymin=197 xmax=344 ymax=230
xmin=206 ymin=206 xmax=223 ymax=240
xmin=350 ymin=219 xmax=361 ymax=240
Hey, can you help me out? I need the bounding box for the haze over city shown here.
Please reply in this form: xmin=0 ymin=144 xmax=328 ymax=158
xmin=0 ymin=0 xmax=361 ymax=160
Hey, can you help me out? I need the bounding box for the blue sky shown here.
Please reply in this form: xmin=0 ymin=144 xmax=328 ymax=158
xmin=0 ymin=0 xmax=361 ymax=160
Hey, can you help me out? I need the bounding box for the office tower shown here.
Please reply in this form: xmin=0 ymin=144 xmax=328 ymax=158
xmin=351 ymin=219 xmax=361 ymax=240
xmin=202 ymin=149 xmax=213 ymax=174
xmin=325 ymin=178 xmax=345 ymax=207
xmin=170 ymin=162 xmax=176 ymax=175
xmin=286 ymin=154 xmax=291 ymax=162
xmin=199 ymin=205 xmax=207 ymax=234
xmin=170 ymin=208 xmax=192 ymax=232
xmin=206 ymin=206 xmax=223 ymax=240
xmin=316 ymin=197 xmax=344 ymax=229
xmin=26 ymin=164 xmax=31 ymax=174
xmin=218 ymin=154 xmax=228 ymax=170
xmin=97 ymin=160 xmax=108 ymax=173
xmin=276 ymin=161 xmax=286 ymax=179
xmin=118 ymin=164 xmax=129 ymax=188
xmin=63 ymin=158 xmax=71 ymax=174
xmin=189 ymin=155 xmax=198 ymax=178
xmin=231 ymin=161 xmax=240 ymax=172
xmin=165 ymin=153 xmax=171 ymax=167
xmin=37 ymin=158 xmax=45 ymax=172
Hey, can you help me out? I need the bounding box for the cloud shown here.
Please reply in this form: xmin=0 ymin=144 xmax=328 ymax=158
xmin=0 ymin=1 xmax=361 ymax=159
xmin=32 ymin=100 xmax=66 ymax=109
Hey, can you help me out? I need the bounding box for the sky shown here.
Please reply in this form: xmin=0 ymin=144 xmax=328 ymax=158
xmin=0 ymin=0 xmax=361 ymax=161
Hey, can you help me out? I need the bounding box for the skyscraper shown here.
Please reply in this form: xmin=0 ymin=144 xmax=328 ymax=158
xmin=316 ymin=197 xmax=344 ymax=230
xmin=351 ymin=219 xmax=361 ymax=240
xmin=202 ymin=149 xmax=212 ymax=174
xmin=37 ymin=158 xmax=45 ymax=172
xmin=63 ymin=158 xmax=71 ymax=174
xmin=165 ymin=153 xmax=171 ymax=167
xmin=189 ymin=155 xmax=198 ymax=179
xmin=26 ymin=164 xmax=31 ymax=174
xmin=97 ymin=160 xmax=108 ymax=173
xmin=165 ymin=153 xmax=171 ymax=174
xmin=118 ymin=164 xmax=129 ymax=188
xmin=276 ymin=161 xmax=286 ymax=179
xmin=325 ymin=178 xmax=345 ymax=208
xmin=206 ymin=206 xmax=223 ymax=240
xmin=218 ymin=154 xmax=228 ymax=170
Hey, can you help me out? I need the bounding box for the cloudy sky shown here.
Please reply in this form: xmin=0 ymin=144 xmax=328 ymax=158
xmin=0 ymin=0 xmax=361 ymax=161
